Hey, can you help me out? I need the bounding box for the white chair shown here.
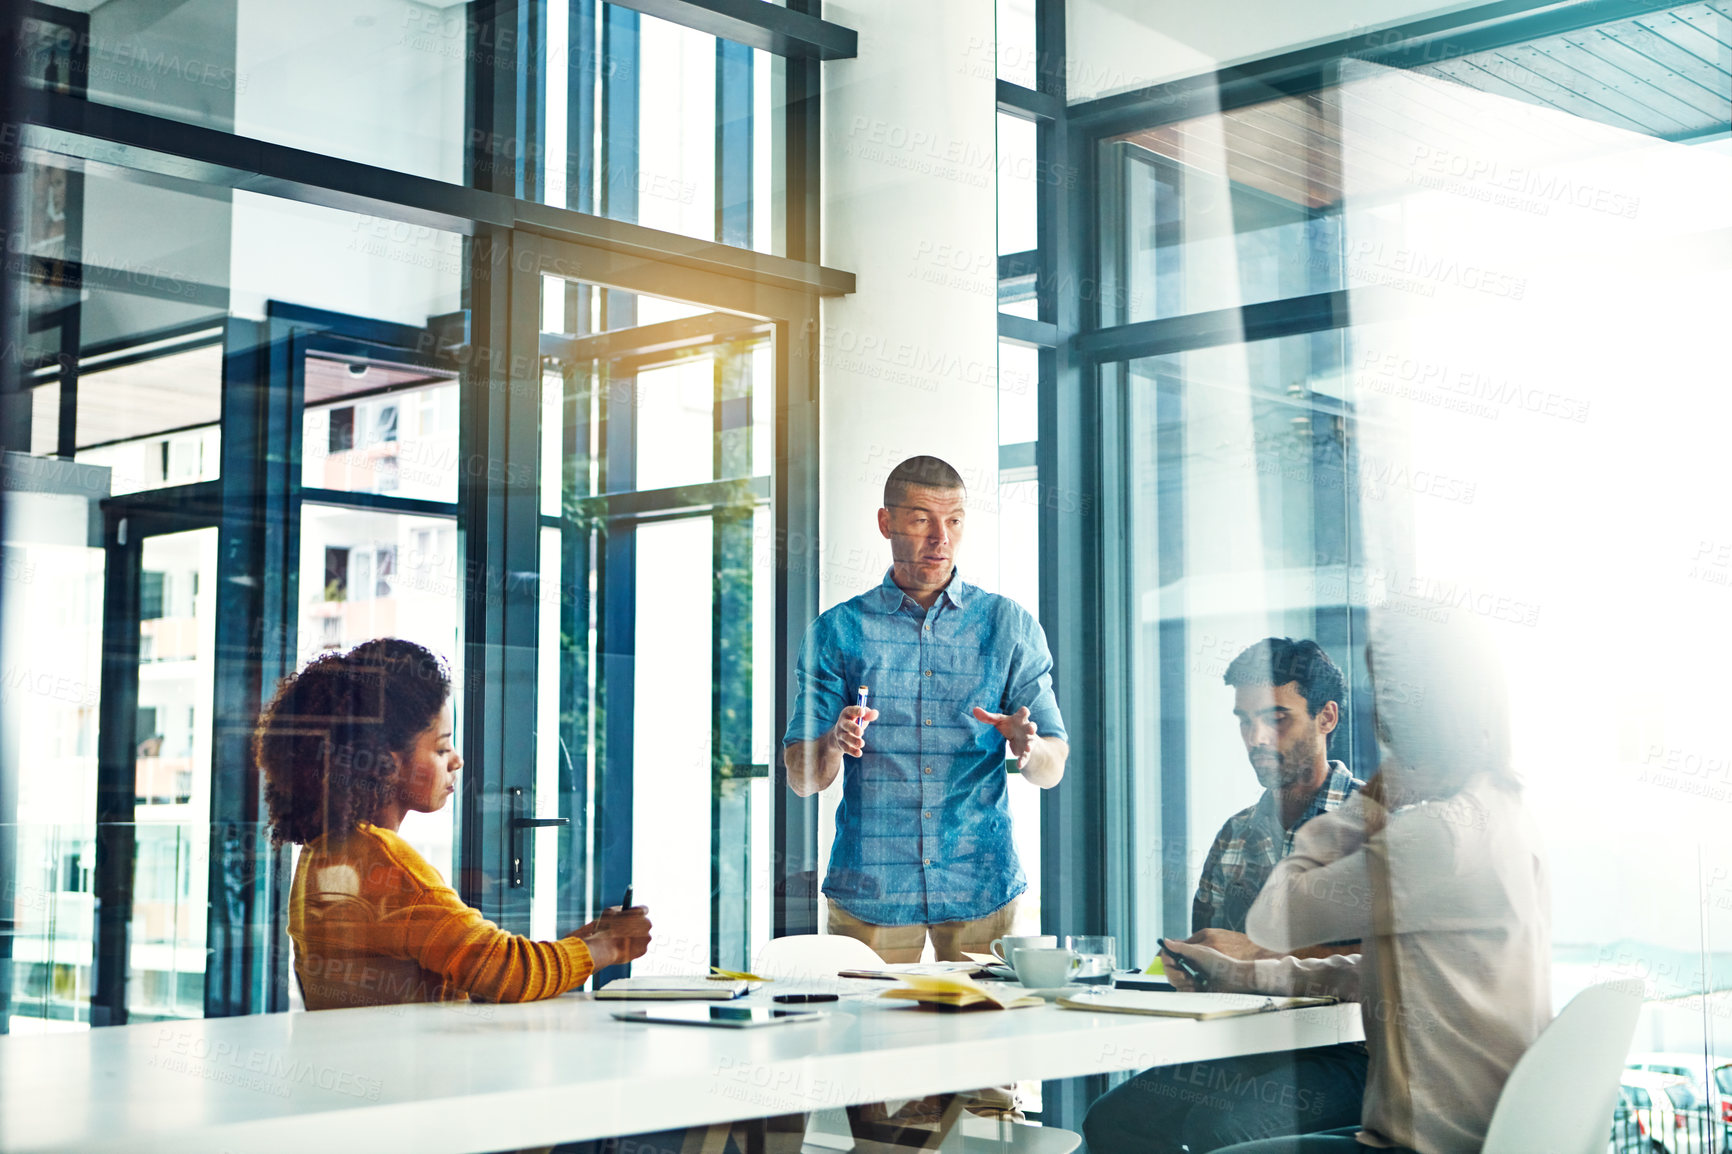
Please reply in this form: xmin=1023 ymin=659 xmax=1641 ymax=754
xmin=1481 ymin=979 xmax=1644 ymax=1154
xmin=753 ymin=932 xmax=887 ymax=981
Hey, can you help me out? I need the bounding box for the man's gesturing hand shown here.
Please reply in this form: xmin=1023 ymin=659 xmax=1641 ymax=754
xmin=830 ymin=705 xmax=880 ymax=758
xmin=972 ymin=705 xmax=1038 ymax=769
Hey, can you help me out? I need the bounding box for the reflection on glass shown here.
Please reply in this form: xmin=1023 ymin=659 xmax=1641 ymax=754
xmin=1331 ymin=60 xmax=1732 ymax=1066
xmin=130 ymin=529 xmax=218 ymax=1022
xmin=1120 ymin=331 xmax=1359 ymax=969
xmin=296 ymin=505 xmax=460 ymax=876
xmin=76 ymin=343 xmax=225 ymax=496
xmin=301 ymin=355 xmax=459 ymax=503
xmin=0 ymin=473 xmax=105 ymax=1033
xmin=1102 ymin=94 xmax=1344 ymax=325
xmin=535 ymin=272 xmax=776 ymax=972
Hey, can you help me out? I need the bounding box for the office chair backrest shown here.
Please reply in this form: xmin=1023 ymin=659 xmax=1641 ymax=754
xmin=1481 ymin=979 xmax=1644 ymax=1154
xmin=753 ymin=933 xmax=884 ymax=981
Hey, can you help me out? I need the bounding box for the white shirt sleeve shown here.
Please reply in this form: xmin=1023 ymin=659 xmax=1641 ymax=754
xmin=1246 ymin=952 xmax=1362 ymax=1001
xmin=1246 ymin=794 xmax=1376 ymax=952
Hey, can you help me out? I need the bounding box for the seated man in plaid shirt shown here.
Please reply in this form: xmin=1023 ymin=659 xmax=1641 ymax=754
xmin=1084 ymin=638 xmax=1368 ymax=1154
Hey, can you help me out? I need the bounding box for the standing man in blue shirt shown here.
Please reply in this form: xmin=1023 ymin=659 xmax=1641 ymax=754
xmin=782 ymin=455 xmax=1069 ymax=963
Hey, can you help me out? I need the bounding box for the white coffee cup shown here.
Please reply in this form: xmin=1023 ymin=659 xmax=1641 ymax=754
xmin=990 ymin=934 xmax=1057 ymax=964
xmin=1012 ymin=946 xmax=1079 ymax=989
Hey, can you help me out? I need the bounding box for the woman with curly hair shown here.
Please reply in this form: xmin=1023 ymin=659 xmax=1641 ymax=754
xmin=256 ymin=638 xmax=650 ymax=1010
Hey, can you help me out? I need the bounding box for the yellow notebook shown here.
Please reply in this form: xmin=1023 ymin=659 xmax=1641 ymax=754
xmin=880 ymin=971 xmax=1043 ymax=1011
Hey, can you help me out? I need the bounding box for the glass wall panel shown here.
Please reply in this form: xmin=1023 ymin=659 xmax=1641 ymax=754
xmin=5 ymin=0 xmax=811 ymax=1045
xmin=631 ymin=514 xmax=714 ymax=973
xmin=998 ymin=113 xmax=1040 ymax=321
xmin=532 ymin=273 xmax=776 ymax=975
xmin=551 ymin=6 xmax=785 ymax=252
xmin=0 ymin=463 xmax=106 ymax=1033
xmin=1118 ymin=329 xmax=1361 ymax=967
xmin=130 ymin=528 xmax=217 ymax=1023
xmin=995 ymin=0 xmax=1039 ymax=90
xmin=1100 ymin=95 xmax=1345 ymax=325
xmin=296 ymin=504 xmax=461 ymax=875
xmin=301 ymin=355 xmax=459 ymax=503
xmin=1330 ymin=59 xmax=1732 ymax=1089
xmin=1098 ymin=16 xmax=1732 ymax=1138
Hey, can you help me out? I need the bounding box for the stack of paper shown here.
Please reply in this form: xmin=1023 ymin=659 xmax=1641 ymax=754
xmin=837 ymin=960 xmax=984 ymax=980
xmin=1055 ymin=990 xmax=1335 ymax=1019
xmin=880 ymin=971 xmax=1043 ymax=1012
xmin=595 ymin=977 xmax=752 ymax=1000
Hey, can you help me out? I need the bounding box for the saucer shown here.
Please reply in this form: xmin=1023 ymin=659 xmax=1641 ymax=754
xmin=982 ymin=964 xmax=1019 ymax=981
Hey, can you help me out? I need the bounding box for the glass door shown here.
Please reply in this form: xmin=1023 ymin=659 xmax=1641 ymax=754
xmin=531 ymin=270 xmax=778 ymax=974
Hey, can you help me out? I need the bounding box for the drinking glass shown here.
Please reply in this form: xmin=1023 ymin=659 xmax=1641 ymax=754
xmin=1066 ymin=935 xmax=1117 ymax=988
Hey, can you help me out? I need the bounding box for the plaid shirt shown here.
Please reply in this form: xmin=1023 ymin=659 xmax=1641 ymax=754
xmin=1191 ymin=761 xmax=1363 ymax=934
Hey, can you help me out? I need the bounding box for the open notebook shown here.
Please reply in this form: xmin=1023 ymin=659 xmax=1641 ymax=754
xmin=880 ymin=971 xmax=1043 ymax=1011
xmin=1055 ymin=990 xmax=1336 ymax=1020
xmin=595 ymin=977 xmax=752 ymax=1000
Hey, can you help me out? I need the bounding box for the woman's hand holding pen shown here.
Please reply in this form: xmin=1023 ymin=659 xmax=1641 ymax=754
xmin=830 ymin=705 xmax=879 ymax=758
xmin=572 ymin=904 xmax=653 ymax=970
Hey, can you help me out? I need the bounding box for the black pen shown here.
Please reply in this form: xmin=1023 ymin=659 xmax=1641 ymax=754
xmin=1157 ymin=938 xmax=1207 ymax=988
xmin=620 ymin=884 xmax=633 ymax=910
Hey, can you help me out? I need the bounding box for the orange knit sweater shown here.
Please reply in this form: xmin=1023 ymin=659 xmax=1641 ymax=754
xmin=288 ymin=823 xmax=593 ymax=1010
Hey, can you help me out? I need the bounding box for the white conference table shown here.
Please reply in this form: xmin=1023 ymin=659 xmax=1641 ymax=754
xmin=0 ymin=981 xmax=1363 ymax=1154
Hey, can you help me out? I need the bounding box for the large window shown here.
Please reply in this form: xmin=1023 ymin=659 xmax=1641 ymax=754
xmin=1069 ymin=0 xmax=1732 ymax=1118
xmin=2 ymin=0 xmax=845 ymax=1033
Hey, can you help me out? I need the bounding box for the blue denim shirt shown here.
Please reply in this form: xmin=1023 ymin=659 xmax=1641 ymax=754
xmin=782 ymin=569 xmax=1068 ymax=925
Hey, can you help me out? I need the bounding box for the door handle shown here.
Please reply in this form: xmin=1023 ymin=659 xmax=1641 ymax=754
xmin=509 ymin=787 xmax=569 ymax=888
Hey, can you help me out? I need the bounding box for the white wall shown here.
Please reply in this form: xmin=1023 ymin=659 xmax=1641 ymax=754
xmin=816 ymin=0 xmax=1004 ymax=915
xmin=821 ymin=0 xmax=1002 ymax=610
xmin=1065 ymin=0 xmax=1487 ymax=102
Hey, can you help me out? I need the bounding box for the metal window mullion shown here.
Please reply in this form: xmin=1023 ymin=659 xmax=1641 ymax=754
xmin=1075 ymin=290 xmax=1354 ymax=365
xmin=717 ymin=39 xmax=753 ymax=249
xmin=770 ymin=0 xmax=822 ymax=941
xmin=1031 ymin=0 xmax=1115 ymax=1128
xmin=602 ymin=0 xmax=856 ymax=60
xmin=53 ymin=168 xmax=84 ymax=459
xmin=204 ymin=316 xmax=290 ymax=1018
xmin=91 ymin=516 xmax=143 ymax=1028
xmin=711 ymin=343 xmax=753 ymax=969
xmin=557 ymin=352 xmax=594 ymax=936
xmin=601 ymin=5 xmax=640 ymax=227
xmin=593 ymin=320 xmax=638 ymax=986
xmin=27 ymin=94 xmax=856 ymax=298
xmin=458 ymin=227 xmax=514 ymax=919
xmin=499 ymin=234 xmax=547 ymax=930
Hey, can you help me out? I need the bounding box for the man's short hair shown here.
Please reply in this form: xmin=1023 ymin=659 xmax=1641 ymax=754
xmin=883 ymin=455 xmax=966 ymax=508
xmin=1222 ymin=637 xmax=1346 ymax=719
